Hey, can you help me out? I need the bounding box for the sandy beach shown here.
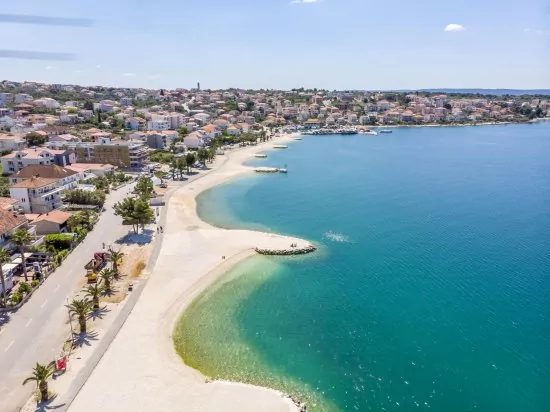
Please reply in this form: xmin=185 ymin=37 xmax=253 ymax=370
xmin=68 ymin=135 xmax=310 ymax=412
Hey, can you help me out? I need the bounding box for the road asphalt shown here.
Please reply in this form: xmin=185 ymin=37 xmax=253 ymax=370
xmin=0 ymin=182 xmax=135 ymax=412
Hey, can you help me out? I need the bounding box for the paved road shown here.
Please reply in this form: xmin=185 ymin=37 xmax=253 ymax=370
xmin=0 ymin=183 xmax=135 ymax=412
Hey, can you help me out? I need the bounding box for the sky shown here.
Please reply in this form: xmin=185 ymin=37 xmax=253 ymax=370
xmin=0 ymin=0 xmax=549 ymax=90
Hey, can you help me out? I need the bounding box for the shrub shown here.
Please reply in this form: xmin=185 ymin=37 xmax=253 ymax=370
xmin=18 ymin=282 xmax=32 ymax=294
xmin=55 ymin=250 xmax=68 ymax=264
xmin=63 ymin=189 xmax=106 ymax=207
xmin=10 ymin=292 xmax=23 ymax=305
xmin=31 ymin=280 xmax=40 ymax=288
xmin=45 ymin=234 xmax=74 ymax=251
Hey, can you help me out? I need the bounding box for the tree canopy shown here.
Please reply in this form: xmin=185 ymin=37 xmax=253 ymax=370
xmin=113 ymin=197 xmax=155 ymax=233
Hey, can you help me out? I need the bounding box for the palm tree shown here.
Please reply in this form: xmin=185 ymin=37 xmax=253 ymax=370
xmin=98 ymin=268 xmax=115 ymax=293
xmin=11 ymin=228 xmax=33 ymax=282
xmin=65 ymin=298 xmax=93 ymax=334
xmin=108 ymin=250 xmax=124 ymax=279
xmin=0 ymin=248 xmax=11 ymax=307
xmin=22 ymin=362 xmax=56 ymax=403
xmin=83 ymin=283 xmax=104 ymax=310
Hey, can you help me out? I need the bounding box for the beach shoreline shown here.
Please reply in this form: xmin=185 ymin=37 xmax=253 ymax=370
xmin=68 ymin=133 xmax=310 ymax=412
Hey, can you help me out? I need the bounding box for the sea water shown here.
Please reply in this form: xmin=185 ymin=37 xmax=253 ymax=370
xmin=176 ymin=123 xmax=550 ymax=411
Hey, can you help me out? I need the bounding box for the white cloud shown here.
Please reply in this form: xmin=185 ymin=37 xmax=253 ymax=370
xmin=291 ymin=0 xmax=320 ymax=4
xmin=524 ymin=28 xmax=550 ymax=35
xmin=123 ymin=72 xmax=137 ymax=77
xmin=95 ymin=64 xmax=101 ymax=68
xmin=45 ymin=66 xmax=53 ymax=70
xmin=74 ymin=69 xmax=83 ymax=73
xmin=444 ymin=24 xmax=465 ymax=32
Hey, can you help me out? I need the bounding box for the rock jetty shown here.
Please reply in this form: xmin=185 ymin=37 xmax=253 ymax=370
xmin=255 ymin=244 xmax=316 ymax=256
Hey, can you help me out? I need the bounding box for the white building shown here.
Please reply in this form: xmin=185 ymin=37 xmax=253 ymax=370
xmin=34 ymin=98 xmax=60 ymax=109
xmin=9 ymin=177 xmax=65 ymax=213
xmin=183 ymin=132 xmax=205 ymax=149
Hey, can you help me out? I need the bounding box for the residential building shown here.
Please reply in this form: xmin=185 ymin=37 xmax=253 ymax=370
xmin=66 ymin=162 xmax=116 ymax=177
xmin=9 ymin=177 xmax=64 ymax=213
xmin=29 ymin=210 xmax=72 ymax=235
xmin=0 ymin=133 xmax=26 ymax=151
xmin=183 ymin=132 xmax=205 ymax=149
xmin=1 ymin=148 xmax=75 ymax=175
xmin=146 ymin=132 xmax=165 ymax=149
xmin=9 ymin=164 xmax=82 ymax=190
xmin=75 ymin=141 xmax=147 ymax=168
xmin=0 ymin=197 xmax=21 ymax=211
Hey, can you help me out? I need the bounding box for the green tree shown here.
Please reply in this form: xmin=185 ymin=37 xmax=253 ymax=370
xmin=83 ymin=283 xmax=104 ymax=310
xmin=113 ymin=197 xmax=154 ymax=233
xmin=207 ymin=146 xmax=216 ymax=162
xmin=83 ymin=101 xmax=94 ymax=111
xmin=22 ymin=362 xmax=56 ymax=403
xmin=197 ymin=148 xmax=209 ymax=164
xmin=25 ymin=131 xmax=46 ymax=146
xmin=63 ymin=189 xmax=106 ymax=207
xmin=98 ymin=268 xmax=115 ymax=293
xmin=108 ymin=249 xmax=124 ymax=279
xmin=176 ymin=157 xmax=186 ymax=178
xmin=0 ymin=248 xmax=11 ymax=307
xmin=135 ymin=176 xmax=154 ymax=199
xmin=185 ymin=152 xmax=196 ymax=173
xmin=11 ymin=228 xmax=33 ymax=282
xmin=66 ymin=298 xmax=93 ymax=334
xmin=177 ymin=127 xmax=188 ymax=138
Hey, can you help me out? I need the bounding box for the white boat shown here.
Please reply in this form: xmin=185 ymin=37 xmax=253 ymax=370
xmin=255 ymin=153 xmax=268 ymax=158
xmin=278 ymin=164 xmax=288 ymax=173
xmin=273 ymin=145 xmax=288 ymax=149
xmin=361 ymin=130 xmax=378 ymax=135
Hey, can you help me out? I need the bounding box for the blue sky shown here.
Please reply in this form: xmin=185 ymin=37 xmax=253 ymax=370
xmin=1 ymin=0 xmax=549 ymax=90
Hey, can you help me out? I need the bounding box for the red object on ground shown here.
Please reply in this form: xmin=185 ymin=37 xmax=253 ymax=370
xmin=56 ymin=356 xmax=67 ymax=371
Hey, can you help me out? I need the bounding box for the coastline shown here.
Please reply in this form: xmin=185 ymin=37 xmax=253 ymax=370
xmin=68 ymin=134 xmax=311 ymax=412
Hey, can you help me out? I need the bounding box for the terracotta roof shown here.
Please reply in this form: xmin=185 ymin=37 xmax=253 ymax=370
xmin=0 ymin=209 xmax=27 ymax=235
xmin=11 ymin=164 xmax=78 ymax=180
xmin=1 ymin=148 xmax=58 ymax=160
xmin=67 ymin=163 xmax=115 ymax=171
xmin=31 ymin=210 xmax=71 ymax=224
xmin=10 ymin=176 xmax=58 ymax=189
xmin=0 ymin=197 xmax=18 ymax=210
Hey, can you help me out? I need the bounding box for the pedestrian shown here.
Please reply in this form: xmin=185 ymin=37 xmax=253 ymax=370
xmin=157 ymin=227 xmax=160 ymax=234
xmin=160 ymin=226 xmax=163 ymax=233
xmin=102 ymin=242 xmax=105 ymax=249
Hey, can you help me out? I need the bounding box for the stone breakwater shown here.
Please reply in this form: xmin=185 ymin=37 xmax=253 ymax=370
xmin=255 ymin=245 xmax=317 ymax=256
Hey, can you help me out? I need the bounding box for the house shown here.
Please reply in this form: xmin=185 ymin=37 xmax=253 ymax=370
xmin=304 ymin=119 xmax=322 ymax=129
xmin=0 ymin=197 xmax=21 ymax=211
xmin=9 ymin=164 xmax=82 ymax=190
xmin=125 ymin=117 xmax=146 ymax=131
xmin=0 ymin=133 xmax=26 ymax=151
xmin=0 ymin=208 xmax=29 ymax=247
xmin=29 ymin=210 xmax=72 ymax=235
xmin=183 ymin=132 xmax=205 ymax=149
xmin=226 ymin=125 xmax=241 ymax=136
xmin=9 ymin=176 xmax=64 ymax=214
xmin=145 ymin=132 xmax=165 ymax=149
xmin=1 ymin=148 xmax=75 ymax=175
xmin=67 ymin=163 xmax=116 ymax=177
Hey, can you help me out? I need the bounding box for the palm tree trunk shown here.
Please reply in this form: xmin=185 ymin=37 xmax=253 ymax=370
xmin=21 ymin=249 xmax=28 ymax=282
xmin=78 ymin=316 xmax=87 ymax=334
xmin=0 ymin=269 xmax=6 ymax=307
xmin=93 ymin=296 xmax=99 ymax=310
xmin=39 ymin=381 xmax=49 ymax=403
xmin=105 ymin=279 xmax=111 ymax=292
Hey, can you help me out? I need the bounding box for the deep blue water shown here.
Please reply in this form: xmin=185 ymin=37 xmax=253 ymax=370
xmin=182 ymin=123 xmax=550 ymax=411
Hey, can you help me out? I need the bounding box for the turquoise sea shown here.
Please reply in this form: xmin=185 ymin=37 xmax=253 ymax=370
xmin=176 ymin=123 xmax=550 ymax=412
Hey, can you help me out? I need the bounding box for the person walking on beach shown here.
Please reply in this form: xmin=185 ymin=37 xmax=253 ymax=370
xmin=160 ymin=226 xmax=163 ymax=233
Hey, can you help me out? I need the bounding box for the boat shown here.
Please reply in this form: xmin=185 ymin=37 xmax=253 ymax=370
xmin=379 ymin=129 xmax=393 ymax=134
xmin=255 ymin=153 xmax=268 ymax=158
xmin=278 ymin=164 xmax=288 ymax=173
xmin=360 ymin=130 xmax=378 ymax=135
xmin=273 ymin=145 xmax=288 ymax=149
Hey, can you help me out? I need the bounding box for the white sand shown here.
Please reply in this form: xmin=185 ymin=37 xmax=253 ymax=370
xmin=68 ymin=136 xmax=309 ymax=412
